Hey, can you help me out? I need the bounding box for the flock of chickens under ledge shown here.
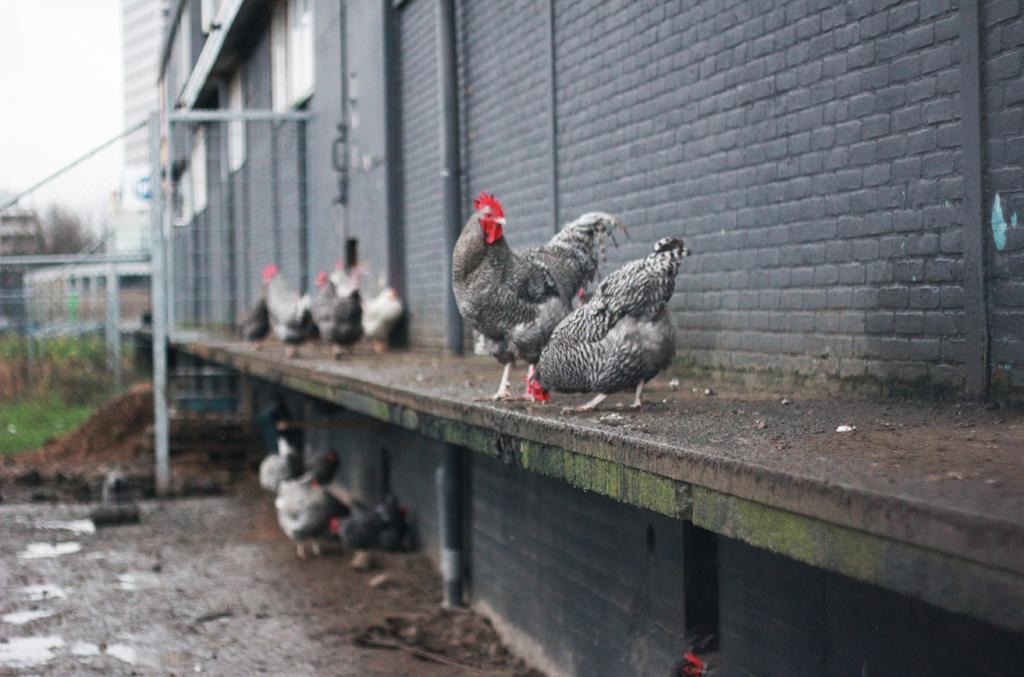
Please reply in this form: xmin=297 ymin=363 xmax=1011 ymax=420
xmin=240 ymin=191 xmax=690 ymax=414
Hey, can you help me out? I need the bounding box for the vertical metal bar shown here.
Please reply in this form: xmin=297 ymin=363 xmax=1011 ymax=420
xmin=959 ymin=0 xmax=989 ymax=398
xmin=149 ymin=114 xmax=171 ymax=496
xmin=218 ymin=80 xmax=237 ymax=325
xmin=271 ymin=123 xmax=282 ymax=267
xmin=106 ymin=263 xmax=122 ymax=392
xmin=385 ymin=2 xmax=406 ymax=300
xmin=436 ymin=444 xmax=463 ymax=608
xmin=297 ymin=119 xmax=310 ymax=292
xmin=165 ymin=119 xmax=177 ymax=337
xmin=545 ymin=0 xmax=559 ymax=232
xmin=436 ymin=0 xmax=463 ymax=354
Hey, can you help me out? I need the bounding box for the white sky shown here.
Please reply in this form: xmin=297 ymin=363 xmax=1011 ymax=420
xmin=0 ymin=0 xmax=124 ymax=227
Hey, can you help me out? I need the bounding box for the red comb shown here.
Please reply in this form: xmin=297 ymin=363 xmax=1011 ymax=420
xmin=473 ymin=192 xmax=504 ymax=218
xmin=262 ymin=264 xmax=279 ymax=283
xmin=526 ymin=376 xmax=550 ymax=402
xmin=328 ymin=517 xmax=340 ymax=534
xmin=316 ymin=271 xmax=328 ymax=287
xmin=682 ymin=652 xmax=704 ymax=677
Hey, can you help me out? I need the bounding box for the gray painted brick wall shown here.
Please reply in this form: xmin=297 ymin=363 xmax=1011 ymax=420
xmin=719 ymin=536 xmax=1024 ymax=675
xmin=552 ymin=0 xmax=969 ymax=392
xmin=471 ymin=453 xmax=688 ymax=677
xmin=170 ymin=0 xmax=1021 ymax=395
xmin=399 ymin=0 xmax=448 ymax=349
xmin=982 ymin=0 xmax=1024 ymax=392
xmin=460 ymin=0 xmax=553 ymax=246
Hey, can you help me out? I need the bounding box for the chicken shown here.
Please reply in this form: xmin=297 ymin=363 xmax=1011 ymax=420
xmin=311 ymin=269 xmax=363 ymax=359
xmin=274 ymin=451 xmax=346 ymax=558
xmin=333 ymin=495 xmax=408 ymax=551
xmin=452 ymin=192 xmax=626 ymax=400
xmin=263 ymin=264 xmax=315 ymax=358
xmin=532 ymin=237 xmax=690 ymax=412
xmin=275 ymin=479 xmax=349 ymax=557
xmin=240 ymin=297 xmax=270 ymax=345
xmin=258 ymin=427 xmax=303 ymax=492
xmin=362 ymin=287 xmax=403 ymax=353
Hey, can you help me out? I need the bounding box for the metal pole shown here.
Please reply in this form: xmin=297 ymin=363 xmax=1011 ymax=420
xmin=545 ymin=0 xmax=560 ymax=232
xmin=959 ymin=0 xmax=989 ymax=398
xmin=436 ymin=0 xmax=464 ymax=354
xmin=435 ymin=444 xmax=463 ymax=608
xmin=106 ymin=263 xmax=122 ymax=392
xmin=166 ymin=118 xmax=177 ymax=338
xmin=149 ymin=114 xmax=172 ymax=496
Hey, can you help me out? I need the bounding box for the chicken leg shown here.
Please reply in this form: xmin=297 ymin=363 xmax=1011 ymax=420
xmin=630 ymin=381 xmax=644 ymax=409
xmin=561 ymin=393 xmax=607 ymax=414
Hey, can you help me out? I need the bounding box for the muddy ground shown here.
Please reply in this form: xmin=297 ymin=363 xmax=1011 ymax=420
xmin=0 ymin=386 xmax=539 ymax=675
xmin=0 ymin=485 xmax=538 ymax=676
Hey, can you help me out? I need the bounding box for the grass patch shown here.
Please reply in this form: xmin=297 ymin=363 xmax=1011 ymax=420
xmin=0 ymin=395 xmax=95 ymax=456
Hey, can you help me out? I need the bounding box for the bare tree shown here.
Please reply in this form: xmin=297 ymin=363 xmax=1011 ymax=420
xmin=34 ymin=204 xmax=97 ymax=254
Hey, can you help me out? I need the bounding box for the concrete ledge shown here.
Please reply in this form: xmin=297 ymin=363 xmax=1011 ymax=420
xmin=173 ymin=338 xmax=1024 ymax=631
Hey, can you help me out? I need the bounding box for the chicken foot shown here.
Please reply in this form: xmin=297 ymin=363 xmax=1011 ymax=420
xmin=475 ymin=363 xmax=530 ymax=401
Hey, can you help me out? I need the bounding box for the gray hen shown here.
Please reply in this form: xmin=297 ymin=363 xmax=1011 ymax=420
xmin=533 ymin=237 xmax=690 ymax=411
xmin=263 ymin=264 xmax=314 ymax=358
xmin=452 ymin=192 xmax=626 ymax=400
xmin=311 ymin=270 xmax=363 ymax=358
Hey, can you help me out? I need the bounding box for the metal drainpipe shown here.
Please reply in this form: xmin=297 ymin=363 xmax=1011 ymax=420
xmin=435 ymin=444 xmax=463 ymax=608
xmin=436 ymin=0 xmax=464 ymax=354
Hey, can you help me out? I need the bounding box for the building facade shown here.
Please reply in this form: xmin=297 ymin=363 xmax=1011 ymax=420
xmin=159 ymin=1 xmax=1024 ymax=673
xmin=159 ymin=0 xmax=1023 ymax=400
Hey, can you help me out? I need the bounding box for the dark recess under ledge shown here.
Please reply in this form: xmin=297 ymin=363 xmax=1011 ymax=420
xmin=172 ymin=336 xmax=1024 ymax=633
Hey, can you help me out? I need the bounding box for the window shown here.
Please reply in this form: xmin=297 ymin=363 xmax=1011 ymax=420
xmin=228 ymin=69 xmax=246 ymax=171
xmin=289 ymin=0 xmax=315 ymax=102
xmin=177 ymin=12 xmax=192 ymax=95
xmin=271 ymin=0 xmax=315 ymax=110
xmin=192 ymin=127 xmax=208 ymax=213
xmin=201 ymin=0 xmax=223 ymax=33
xmin=174 ymin=167 xmax=193 ymax=226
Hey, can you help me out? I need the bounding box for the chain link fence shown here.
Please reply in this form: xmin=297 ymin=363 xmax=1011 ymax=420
xmin=166 ymin=116 xmax=310 ymax=334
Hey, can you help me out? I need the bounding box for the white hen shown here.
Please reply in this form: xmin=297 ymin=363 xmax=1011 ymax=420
xmin=362 ymin=287 xmax=403 ymax=353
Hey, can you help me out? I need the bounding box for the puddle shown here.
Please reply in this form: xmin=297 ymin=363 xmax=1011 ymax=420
xmin=18 ymin=542 xmax=82 ymax=559
xmin=22 ymin=584 xmax=67 ymax=601
xmin=70 ymin=642 xmax=101 ymax=657
xmin=2 ymin=610 xmax=55 ymax=625
xmin=0 ymin=635 xmax=65 ymax=668
xmin=105 ymin=643 xmax=138 ymax=665
xmin=37 ymin=519 xmax=96 ymax=535
xmin=116 ymin=572 xmax=160 ymax=591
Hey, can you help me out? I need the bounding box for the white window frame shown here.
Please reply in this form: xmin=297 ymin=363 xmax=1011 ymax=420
xmin=228 ymin=69 xmax=246 ymax=171
xmin=201 ymin=0 xmax=223 ymax=33
xmin=271 ymin=0 xmax=315 ymax=111
xmin=191 ymin=126 xmax=208 ymax=214
xmin=289 ymin=0 xmax=315 ymax=103
xmin=174 ymin=167 xmax=192 ymax=227
xmin=177 ymin=13 xmax=192 ymax=97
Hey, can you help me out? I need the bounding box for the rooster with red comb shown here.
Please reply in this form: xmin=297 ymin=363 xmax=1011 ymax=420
xmin=452 ymin=192 xmax=627 ymax=400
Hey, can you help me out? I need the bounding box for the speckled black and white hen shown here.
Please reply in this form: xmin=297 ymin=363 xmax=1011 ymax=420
xmin=452 ymin=192 xmax=626 ymax=400
xmin=263 ymin=264 xmax=315 ymax=359
xmin=311 ymin=269 xmax=363 ymax=359
xmin=532 ymin=237 xmax=690 ymax=412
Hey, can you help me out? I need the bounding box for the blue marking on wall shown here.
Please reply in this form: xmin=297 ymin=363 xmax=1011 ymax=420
xmin=991 ymin=193 xmax=1008 ymax=251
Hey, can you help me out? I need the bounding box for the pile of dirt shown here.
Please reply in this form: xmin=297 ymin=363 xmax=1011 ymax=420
xmin=26 ymin=382 xmax=154 ymax=469
xmin=355 ymin=608 xmax=544 ymax=675
xmin=1 ymin=383 xmax=259 ymax=502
